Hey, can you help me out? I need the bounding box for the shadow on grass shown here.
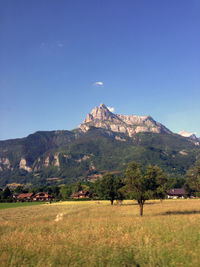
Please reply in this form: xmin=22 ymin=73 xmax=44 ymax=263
xmin=121 ymin=202 xmax=157 ymax=206
xmin=160 ymin=210 xmax=200 ymax=216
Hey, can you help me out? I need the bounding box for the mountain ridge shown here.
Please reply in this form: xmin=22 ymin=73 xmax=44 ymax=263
xmin=79 ymin=103 xmax=171 ymax=137
xmin=0 ymin=104 xmax=200 ymax=186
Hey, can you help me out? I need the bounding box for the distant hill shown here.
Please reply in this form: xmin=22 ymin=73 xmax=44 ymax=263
xmin=0 ymin=104 xmax=200 ymax=186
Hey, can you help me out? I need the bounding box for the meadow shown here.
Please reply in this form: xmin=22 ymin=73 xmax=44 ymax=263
xmin=0 ymin=199 xmax=200 ymax=267
xmin=0 ymin=202 xmax=45 ymax=210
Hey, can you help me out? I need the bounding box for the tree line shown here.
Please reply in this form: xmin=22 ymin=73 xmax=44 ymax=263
xmin=1 ymin=161 xmax=200 ymax=216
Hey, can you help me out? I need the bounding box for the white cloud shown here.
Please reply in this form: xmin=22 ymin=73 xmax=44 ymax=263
xmin=93 ymin=81 xmax=104 ymax=87
xmin=108 ymin=106 xmax=115 ymax=113
xmin=56 ymin=41 xmax=64 ymax=48
xmin=40 ymin=42 xmax=46 ymax=48
xmin=40 ymin=41 xmax=64 ymax=49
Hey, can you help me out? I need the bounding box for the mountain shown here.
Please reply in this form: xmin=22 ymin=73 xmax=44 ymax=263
xmin=79 ymin=103 xmax=171 ymax=137
xmin=179 ymin=130 xmax=200 ymax=143
xmin=0 ymin=104 xmax=200 ymax=186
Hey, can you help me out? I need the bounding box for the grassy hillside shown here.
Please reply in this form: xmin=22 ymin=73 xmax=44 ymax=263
xmin=1 ymin=199 xmax=200 ymax=266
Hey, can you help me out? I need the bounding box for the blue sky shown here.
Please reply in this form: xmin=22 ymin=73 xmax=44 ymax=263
xmin=0 ymin=0 xmax=200 ymax=140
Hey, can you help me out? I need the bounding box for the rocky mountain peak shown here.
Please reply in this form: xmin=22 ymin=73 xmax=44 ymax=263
xmin=79 ymin=104 xmax=171 ymax=137
xmin=83 ymin=103 xmax=119 ymax=124
xmin=91 ymin=103 xmax=112 ymax=119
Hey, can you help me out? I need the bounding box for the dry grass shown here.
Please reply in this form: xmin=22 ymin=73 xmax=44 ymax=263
xmin=1 ymin=199 xmax=200 ymax=266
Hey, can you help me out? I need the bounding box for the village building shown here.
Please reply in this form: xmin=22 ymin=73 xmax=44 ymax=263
xmin=33 ymin=192 xmax=53 ymax=201
xmin=16 ymin=192 xmax=53 ymax=202
xmin=17 ymin=193 xmax=34 ymax=201
xmin=167 ymin=188 xmax=185 ymax=199
xmin=71 ymin=190 xmax=90 ymax=199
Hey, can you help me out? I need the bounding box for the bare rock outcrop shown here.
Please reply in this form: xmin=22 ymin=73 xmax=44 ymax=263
xmin=0 ymin=157 xmax=11 ymax=169
xmin=44 ymin=156 xmax=50 ymax=167
xmin=79 ymin=103 xmax=171 ymax=137
xmin=54 ymin=153 xmax=60 ymax=167
xmin=19 ymin=158 xmax=32 ymax=172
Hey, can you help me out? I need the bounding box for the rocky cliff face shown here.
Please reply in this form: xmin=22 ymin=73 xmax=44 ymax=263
xmin=19 ymin=158 xmax=32 ymax=172
xmin=79 ymin=103 xmax=171 ymax=137
xmin=0 ymin=157 xmax=11 ymax=171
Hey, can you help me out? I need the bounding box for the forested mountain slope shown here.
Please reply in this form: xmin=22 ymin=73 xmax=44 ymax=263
xmin=0 ymin=104 xmax=199 ymax=186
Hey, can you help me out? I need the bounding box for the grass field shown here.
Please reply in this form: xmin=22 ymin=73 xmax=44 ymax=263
xmin=0 ymin=202 xmax=45 ymax=210
xmin=1 ymin=199 xmax=200 ymax=266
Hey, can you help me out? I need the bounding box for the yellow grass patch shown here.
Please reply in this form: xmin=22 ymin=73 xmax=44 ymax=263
xmin=0 ymin=199 xmax=200 ymax=266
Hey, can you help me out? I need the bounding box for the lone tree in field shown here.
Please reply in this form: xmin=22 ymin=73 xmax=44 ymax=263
xmin=125 ymin=162 xmax=167 ymax=216
xmin=185 ymin=161 xmax=200 ymax=197
xmin=97 ymin=173 xmax=124 ymax=205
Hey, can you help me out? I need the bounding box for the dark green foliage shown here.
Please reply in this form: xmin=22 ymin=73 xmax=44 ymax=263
xmin=2 ymin=187 xmax=12 ymax=199
xmin=145 ymin=165 xmax=169 ymax=200
xmin=125 ymin=162 xmax=168 ymax=216
xmin=72 ymin=182 xmax=83 ymax=193
xmin=97 ymin=173 xmax=125 ymax=205
xmin=59 ymin=185 xmax=73 ymax=200
xmin=0 ymin=187 xmax=12 ymax=202
xmin=168 ymin=176 xmax=186 ymax=189
xmin=184 ymin=161 xmax=200 ymax=196
xmin=0 ymin=128 xmax=199 ymax=186
xmin=14 ymin=186 xmax=28 ymax=194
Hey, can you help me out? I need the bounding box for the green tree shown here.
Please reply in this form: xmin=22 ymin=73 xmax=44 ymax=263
xmin=145 ymin=164 xmax=168 ymax=200
xmin=97 ymin=173 xmax=124 ymax=205
xmin=125 ymin=162 xmax=167 ymax=216
xmin=185 ymin=161 xmax=200 ymax=197
xmin=49 ymin=186 xmax=60 ymax=199
xmin=2 ymin=187 xmax=12 ymax=200
xmin=0 ymin=188 xmax=2 ymax=200
xmin=88 ymin=181 xmax=99 ymax=199
xmin=59 ymin=185 xmax=72 ymax=200
xmin=14 ymin=186 xmax=27 ymax=194
xmin=72 ymin=182 xmax=83 ymax=193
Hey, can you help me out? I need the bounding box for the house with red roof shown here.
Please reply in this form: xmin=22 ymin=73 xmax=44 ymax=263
xmin=17 ymin=193 xmax=34 ymax=201
xmin=71 ymin=190 xmax=90 ymax=199
xmin=33 ymin=192 xmax=53 ymax=201
xmin=167 ymin=188 xmax=185 ymax=199
xmin=16 ymin=192 xmax=53 ymax=202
